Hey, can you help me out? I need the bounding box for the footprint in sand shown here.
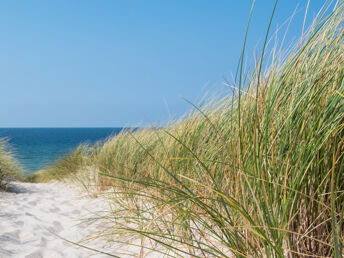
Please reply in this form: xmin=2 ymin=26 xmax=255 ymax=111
xmin=24 ymin=212 xmax=34 ymax=217
xmin=47 ymin=221 xmax=63 ymax=234
xmin=25 ymin=251 xmax=43 ymax=258
xmin=53 ymin=221 xmax=63 ymax=232
xmin=19 ymin=231 xmax=36 ymax=243
xmin=0 ymin=230 xmax=21 ymax=244
xmin=49 ymin=207 xmax=60 ymax=213
xmin=0 ymin=248 xmax=14 ymax=257
xmin=15 ymin=220 xmax=24 ymax=226
xmin=37 ymin=237 xmax=47 ymax=248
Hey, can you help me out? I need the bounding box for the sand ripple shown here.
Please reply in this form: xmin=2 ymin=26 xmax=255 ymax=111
xmin=0 ymin=182 xmax=113 ymax=258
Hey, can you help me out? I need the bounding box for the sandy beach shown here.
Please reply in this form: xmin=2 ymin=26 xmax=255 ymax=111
xmin=0 ymin=181 xmax=115 ymax=258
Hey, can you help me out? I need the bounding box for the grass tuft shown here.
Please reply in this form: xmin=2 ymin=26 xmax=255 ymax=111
xmin=0 ymin=139 xmax=23 ymax=190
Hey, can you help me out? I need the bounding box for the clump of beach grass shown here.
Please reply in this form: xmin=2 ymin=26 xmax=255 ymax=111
xmin=26 ymin=145 xmax=89 ymax=183
xmin=30 ymin=1 xmax=344 ymax=257
xmin=0 ymin=139 xmax=23 ymax=190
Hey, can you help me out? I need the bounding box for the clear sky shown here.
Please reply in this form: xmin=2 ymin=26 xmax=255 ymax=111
xmin=0 ymin=0 xmax=327 ymax=127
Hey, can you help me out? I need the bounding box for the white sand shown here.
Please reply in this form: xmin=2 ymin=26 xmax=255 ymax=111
xmin=0 ymin=181 xmax=125 ymax=258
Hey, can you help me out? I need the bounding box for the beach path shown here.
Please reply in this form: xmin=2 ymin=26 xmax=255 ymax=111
xmin=0 ymin=181 xmax=115 ymax=258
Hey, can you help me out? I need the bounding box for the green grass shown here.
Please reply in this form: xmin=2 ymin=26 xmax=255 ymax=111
xmin=0 ymin=139 xmax=23 ymax=190
xmin=30 ymin=1 xmax=344 ymax=257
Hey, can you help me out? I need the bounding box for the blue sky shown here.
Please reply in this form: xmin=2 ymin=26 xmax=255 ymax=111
xmin=0 ymin=0 xmax=326 ymax=127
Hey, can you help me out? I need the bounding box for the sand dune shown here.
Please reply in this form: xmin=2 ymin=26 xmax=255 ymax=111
xmin=0 ymin=181 xmax=117 ymax=258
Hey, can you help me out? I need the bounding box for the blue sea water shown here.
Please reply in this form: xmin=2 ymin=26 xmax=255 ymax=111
xmin=0 ymin=128 xmax=123 ymax=175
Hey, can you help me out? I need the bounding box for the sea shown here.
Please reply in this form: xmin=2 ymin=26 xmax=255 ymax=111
xmin=0 ymin=128 xmax=123 ymax=175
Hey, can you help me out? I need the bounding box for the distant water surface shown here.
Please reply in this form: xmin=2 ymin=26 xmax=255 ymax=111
xmin=0 ymin=128 xmax=123 ymax=175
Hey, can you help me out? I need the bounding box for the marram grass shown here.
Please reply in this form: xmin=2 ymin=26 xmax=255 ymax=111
xmin=0 ymin=139 xmax=23 ymax=190
xmin=32 ymin=1 xmax=344 ymax=257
